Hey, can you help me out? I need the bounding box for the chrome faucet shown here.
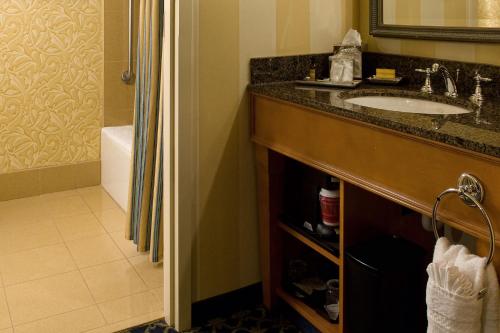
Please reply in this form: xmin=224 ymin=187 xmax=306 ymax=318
xmin=431 ymin=63 xmax=459 ymax=98
xmin=470 ymin=71 xmax=492 ymax=106
xmin=414 ymin=68 xmax=434 ymax=94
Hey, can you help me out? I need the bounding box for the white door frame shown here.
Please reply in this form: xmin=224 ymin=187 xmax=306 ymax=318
xmin=163 ymin=0 xmax=175 ymax=326
xmin=163 ymin=0 xmax=198 ymax=330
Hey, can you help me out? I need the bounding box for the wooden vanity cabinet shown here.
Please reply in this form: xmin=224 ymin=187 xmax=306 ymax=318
xmin=251 ymin=93 xmax=500 ymax=332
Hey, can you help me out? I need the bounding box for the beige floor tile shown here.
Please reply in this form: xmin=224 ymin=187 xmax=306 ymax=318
xmin=76 ymin=186 xmax=103 ymax=195
xmin=46 ymin=195 xmax=91 ymax=218
xmin=53 ymin=213 xmax=106 ymax=242
xmin=0 ymin=197 xmax=48 ymax=226
xmin=13 ymin=306 xmax=105 ymax=333
xmin=150 ymin=287 xmax=164 ymax=307
xmin=0 ymin=328 xmax=12 ymax=333
xmin=97 ymin=291 xmax=162 ymax=324
xmin=39 ymin=190 xmax=80 ymax=200
xmin=128 ymin=255 xmax=163 ymax=289
xmin=65 ymin=234 xmax=124 ymax=268
xmin=0 ymin=196 xmax=40 ymax=209
xmin=81 ymin=190 xmax=120 ymax=213
xmin=0 ymin=289 xmax=11 ymax=329
xmin=109 ymin=231 xmax=140 ymax=258
xmin=84 ymin=311 xmax=164 ymax=333
xmin=0 ymin=244 xmax=76 ymax=286
xmin=94 ymin=209 xmax=126 ymax=233
xmin=81 ymin=260 xmax=147 ymax=303
xmin=0 ymin=220 xmax=63 ymax=255
xmin=5 ymin=271 xmax=94 ymax=325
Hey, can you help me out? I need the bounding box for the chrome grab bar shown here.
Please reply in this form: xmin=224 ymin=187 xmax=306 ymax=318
xmin=121 ymin=0 xmax=133 ymax=83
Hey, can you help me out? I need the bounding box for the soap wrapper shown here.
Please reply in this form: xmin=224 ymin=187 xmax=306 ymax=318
xmin=330 ymin=58 xmax=354 ymax=83
xmin=331 ymin=29 xmax=362 ymax=79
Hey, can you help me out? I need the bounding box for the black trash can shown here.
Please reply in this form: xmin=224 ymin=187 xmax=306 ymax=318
xmin=345 ymin=235 xmax=427 ymax=333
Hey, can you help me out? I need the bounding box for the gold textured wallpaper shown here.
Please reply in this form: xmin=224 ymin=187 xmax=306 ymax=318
xmin=0 ymin=0 xmax=103 ymax=173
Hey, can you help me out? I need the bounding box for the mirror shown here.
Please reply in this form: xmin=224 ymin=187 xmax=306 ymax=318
xmin=370 ymin=0 xmax=500 ymax=42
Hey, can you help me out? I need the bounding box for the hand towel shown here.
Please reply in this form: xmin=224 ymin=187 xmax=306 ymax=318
xmin=482 ymin=264 xmax=499 ymax=333
xmin=426 ymin=237 xmax=499 ymax=333
xmin=426 ymin=262 xmax=483 ymax=333
xmin=434 ymin=238 xmax=500 ymax=333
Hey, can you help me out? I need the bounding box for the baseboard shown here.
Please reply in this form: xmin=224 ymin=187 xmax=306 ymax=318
xmin=0 ymin=161 xmax=100 ymax=201
xmin=191 ymin=283 xmax=263 ymax=327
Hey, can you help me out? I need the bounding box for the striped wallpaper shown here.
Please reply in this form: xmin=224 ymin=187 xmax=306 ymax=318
xmin=196 ymin=0 xmax=353 ymax=302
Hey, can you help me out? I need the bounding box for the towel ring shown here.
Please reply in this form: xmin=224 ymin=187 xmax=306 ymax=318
xmin=431 ymin=174 xmax=495 ymax=266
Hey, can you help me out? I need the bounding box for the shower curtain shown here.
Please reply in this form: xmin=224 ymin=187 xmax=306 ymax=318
xmin=126 ymin=0 xmax=164 ymax=263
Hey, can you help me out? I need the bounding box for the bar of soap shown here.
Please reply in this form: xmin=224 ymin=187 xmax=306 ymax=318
xmin=375 ymin=68 xmax=396 ymax=79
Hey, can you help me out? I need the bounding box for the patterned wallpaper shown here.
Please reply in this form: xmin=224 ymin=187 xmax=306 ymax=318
xmin=0 ymin=1 xmax=103 ymax=173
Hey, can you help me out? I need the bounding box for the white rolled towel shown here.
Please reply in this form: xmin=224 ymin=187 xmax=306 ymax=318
xmin=426 ymin=263 xmax=483 ymax=333
xmin=426 ymin=237 xmax=499 ymax=333
xmin=481 ymin=264 xmax=500 ymax=333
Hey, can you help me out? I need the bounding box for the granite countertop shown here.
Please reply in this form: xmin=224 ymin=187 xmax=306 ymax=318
xmin=249 ymin=82 xmax=500 ymax=158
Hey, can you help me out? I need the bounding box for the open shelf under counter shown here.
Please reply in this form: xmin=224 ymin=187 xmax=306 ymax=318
xmin=276 ymin=287 xmax=340 ymax=333
xmin=278 ymin=222 xmax=341 ymax=266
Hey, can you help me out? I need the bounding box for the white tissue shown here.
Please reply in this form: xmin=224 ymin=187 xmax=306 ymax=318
xmin=341 ymin=29 xmax=362 ymax=47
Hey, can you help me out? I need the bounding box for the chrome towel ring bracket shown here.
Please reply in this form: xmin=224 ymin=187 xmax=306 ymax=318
xmin=431 ymin=173 xmax=495 ymax=266
xmin=457 ymin=173 xmax=484 ymax=206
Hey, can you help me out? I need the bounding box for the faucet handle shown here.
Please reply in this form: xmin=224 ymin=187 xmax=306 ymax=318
xmin=415 ymin=68 xmax=433 ymax=94
xmin=431 ymin=63 xmax=440 ymax=73
xmin=474 ymin=71 xmax=492 ymax=83
xmin=470 ymin=71 xmax=492 ymax=106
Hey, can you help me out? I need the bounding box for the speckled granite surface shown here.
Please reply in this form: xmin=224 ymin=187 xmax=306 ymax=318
xmin=250 ymin=52 xmax=500 ymax=101
xmin=249 ymin=52 xmax=499 ymax=158
xmin=249 ymin=82 xmax=500 ymax=158
xmin=250 ymin=53 xmax=331 ymax=84
xmin=363 ymin=52 xmax=500 ymax=101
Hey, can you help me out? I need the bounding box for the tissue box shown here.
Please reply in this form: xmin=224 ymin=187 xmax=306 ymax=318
xmin=330 ymin=58 xmax=354 ymax=83
xmin=333 ymin=44 xmax=365 ymax=79
xmin=333 ymin=43 xmax=366 ymax=54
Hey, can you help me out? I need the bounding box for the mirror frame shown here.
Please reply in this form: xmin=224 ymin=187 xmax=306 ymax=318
xmin=370 ymin=0 xmax=500 ymax=43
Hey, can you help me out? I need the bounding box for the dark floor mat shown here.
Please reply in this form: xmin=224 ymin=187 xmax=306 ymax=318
xmin=117 ymin=307 xmax=300 ymax=333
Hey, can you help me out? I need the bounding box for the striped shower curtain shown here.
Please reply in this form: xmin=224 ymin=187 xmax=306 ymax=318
xmin=126 ymin=0 xmax=164 ymax=263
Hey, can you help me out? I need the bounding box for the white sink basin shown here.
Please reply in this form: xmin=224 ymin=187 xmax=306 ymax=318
xmin=345 ymin=96 xmax=471 ymax=115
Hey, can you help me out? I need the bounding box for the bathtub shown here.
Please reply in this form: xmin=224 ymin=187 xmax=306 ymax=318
xmin=101 ymin=126 xmax=133 ymax=211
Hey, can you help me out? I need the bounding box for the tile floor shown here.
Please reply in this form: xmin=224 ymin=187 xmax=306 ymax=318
xmin=0 ymin=186 xmax=164 ymax=333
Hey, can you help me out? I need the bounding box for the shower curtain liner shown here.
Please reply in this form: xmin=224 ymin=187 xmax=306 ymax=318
xmin=126 ymin=0 xmax=164 ymax=263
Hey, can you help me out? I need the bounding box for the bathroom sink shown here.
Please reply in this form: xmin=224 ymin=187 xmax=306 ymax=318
xmin=344 ymin=96 xmax=471 ymax=115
